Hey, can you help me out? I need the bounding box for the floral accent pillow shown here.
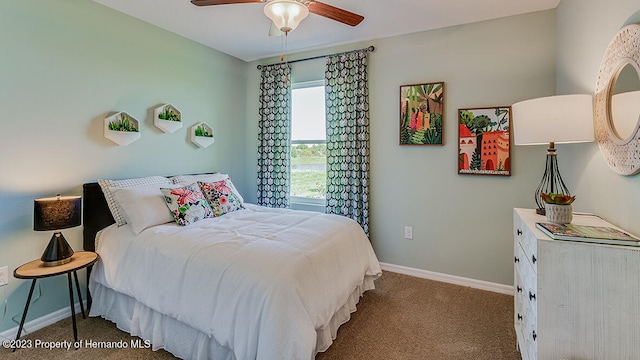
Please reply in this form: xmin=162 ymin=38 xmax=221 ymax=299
xmin=160 ymin=183 xmax=213 ymax=226
xmin=198 ymin=180 xmax=244 ymax=217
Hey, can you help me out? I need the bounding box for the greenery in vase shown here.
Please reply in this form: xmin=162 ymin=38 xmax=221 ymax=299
xmin=540 ymin=192 xmax=575 ymax=205
xmin=108 ymin=114 xmax=138 ymax=132
xmin=158 ymin=106 xmax=181 ymax=121
xmin=194 ymin=124 xmax=212 ymax=137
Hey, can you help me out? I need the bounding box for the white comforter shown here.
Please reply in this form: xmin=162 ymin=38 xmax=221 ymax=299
xmin=90 ymin=204 xmax=381 ymax=360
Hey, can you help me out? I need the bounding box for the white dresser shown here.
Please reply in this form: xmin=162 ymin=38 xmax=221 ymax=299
xmin=513 ymin=208 xmax=640 ymax=360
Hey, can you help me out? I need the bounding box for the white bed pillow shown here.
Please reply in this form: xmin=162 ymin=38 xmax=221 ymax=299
xmin=169 ymin=173 xmax=226 ymax=185
xmin=98 ymin=176 xmax=172 ymax=226
xmin=111 ymin=184 xmax=177 ymax=235
xmin=170 ymin=173 xmax=244 ymax=204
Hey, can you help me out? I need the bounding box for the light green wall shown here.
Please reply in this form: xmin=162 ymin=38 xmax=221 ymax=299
xmin=7 ymin=0 xmax=613 ymax=335
xmin=246 ymin=10 xmax=557 ymax=285
xmin=0 ymin=1 xmax=247 ymax=333
xmin=556 ymin=0 xmax=640 ymax=236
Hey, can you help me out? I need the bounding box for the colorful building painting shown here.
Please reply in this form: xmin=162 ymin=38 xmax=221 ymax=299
xmin=458 ymin=106 xmax=511 ymax=176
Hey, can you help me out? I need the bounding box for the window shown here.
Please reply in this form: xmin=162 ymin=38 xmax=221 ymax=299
xmin=290 ymin=81 xmax=326 ymax=205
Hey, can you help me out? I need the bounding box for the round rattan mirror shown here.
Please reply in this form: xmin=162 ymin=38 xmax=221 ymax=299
xmin=594 ymin=24 xmax=640 ymax=175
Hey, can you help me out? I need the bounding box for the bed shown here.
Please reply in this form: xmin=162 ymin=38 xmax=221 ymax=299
xmin=82 ymin=174 xmax=381 ymax=360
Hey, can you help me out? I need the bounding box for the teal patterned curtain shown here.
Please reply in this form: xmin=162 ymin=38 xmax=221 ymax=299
xmin=324 ymin=50 xmax=370 ymax=234
xmin=257 ymin=63 xmax=291 ymax=208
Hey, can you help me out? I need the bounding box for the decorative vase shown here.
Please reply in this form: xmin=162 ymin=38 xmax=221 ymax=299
xmin=545 ymin=203 xmax=573 ymax=224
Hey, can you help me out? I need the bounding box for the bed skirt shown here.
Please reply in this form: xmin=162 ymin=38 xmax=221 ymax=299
xmin=89 ymin=274 xmax=377 ymax=360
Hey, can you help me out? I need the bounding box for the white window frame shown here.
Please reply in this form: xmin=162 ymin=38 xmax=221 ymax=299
xmin=290 ymin=80 xmax=326 ymax=207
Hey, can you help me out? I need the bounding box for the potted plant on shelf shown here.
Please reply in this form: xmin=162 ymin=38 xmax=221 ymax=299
xmin=541 ymin=192 xmax=576 ymax=224
xmin=158 ymin=107 xmax=180 ymax=122
xmin=154 ymin=104 xmax=183 ymax=133
xmin=108 ymin=113 xmax=138 ymax=132
xmin=194 ymin=124 xmax=212 ymax=137
xmin=104 ymin=112 xmax=141 ymax=146
xmin=190 ymin=122 xmax=214 ymax=148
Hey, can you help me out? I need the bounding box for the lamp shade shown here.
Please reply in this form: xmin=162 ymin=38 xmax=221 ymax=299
xmin=512 ymin=94 xmax=595 ymax=145
xmin=34 ymin=195 xmax=81 ymax=231
xmin=264 ymin=0 xmax=309 ymax=33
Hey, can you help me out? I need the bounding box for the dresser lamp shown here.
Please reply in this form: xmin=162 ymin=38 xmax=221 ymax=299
xmin=33 ymin=194 xmax=81 ymax=266
xmin=512 ymin=94 xmax=594 ymax=215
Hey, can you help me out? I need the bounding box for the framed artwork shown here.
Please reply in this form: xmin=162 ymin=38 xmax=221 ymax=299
xmin=458 ymin=106 xmax=511 ymax=176
xmin=400 ymin=82 xmax=444 ymax=145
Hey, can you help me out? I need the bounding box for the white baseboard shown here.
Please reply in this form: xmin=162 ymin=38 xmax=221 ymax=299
xmin=0 ymin=301 xmax=86 ymax=341
xmin=379 ymin=262 xmax=514 ymax=295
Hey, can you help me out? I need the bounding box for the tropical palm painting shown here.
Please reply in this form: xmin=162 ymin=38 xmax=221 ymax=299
xmin=400 ymin=82 xmax=444 ymax=145
xmin=458 ymin=106 xmax=511 ymax=176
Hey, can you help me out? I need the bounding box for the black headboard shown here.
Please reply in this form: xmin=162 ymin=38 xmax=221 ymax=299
xmin=82 ymin=182 xmax=115 ymax=252
xmin=82 ymin=173 xmax=218 ymax=251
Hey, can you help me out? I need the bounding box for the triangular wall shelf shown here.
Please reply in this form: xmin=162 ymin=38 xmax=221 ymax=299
xmin=104 ymin=112 xmax=141 ymax=146
xmin=190 ymin=122 xmax=215 ymax=148
xmin=153 ymin=104 xmax=183 ymax=133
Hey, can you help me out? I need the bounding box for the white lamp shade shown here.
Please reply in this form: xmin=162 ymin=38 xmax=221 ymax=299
xmin=512 ymin=94 xmax=595 ymax=145
xmin=264 ymin=0 xmax=309 ymax=33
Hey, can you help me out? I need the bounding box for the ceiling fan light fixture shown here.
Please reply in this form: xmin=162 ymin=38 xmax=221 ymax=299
xmin=264 ymin=0 xmax=309 ymax=33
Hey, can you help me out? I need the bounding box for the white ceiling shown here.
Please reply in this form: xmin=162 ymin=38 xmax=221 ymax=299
xmin=94 ymin=0 xmax=560 ymax=62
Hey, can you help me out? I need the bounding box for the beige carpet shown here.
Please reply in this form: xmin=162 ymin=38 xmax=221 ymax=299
xmin=0 ymin=271 xmax=520 ymax=360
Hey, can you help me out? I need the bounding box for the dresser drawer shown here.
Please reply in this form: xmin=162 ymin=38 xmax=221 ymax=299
xmin=514 ymin=213 xmax=538 ymax=273
xmin=515 ymin=243 xmax=536 ymax=294
xmin=525 ymin=319 xmax=538 ymax=360
xmin=514 ymin=269 xmax=528 ymax=358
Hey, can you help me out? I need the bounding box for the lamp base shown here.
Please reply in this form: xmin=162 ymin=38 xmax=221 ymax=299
xmin=533 ymin=143 xmax=570 ymax=215
xmin=41 ymin=232 xmax=74 ymax=267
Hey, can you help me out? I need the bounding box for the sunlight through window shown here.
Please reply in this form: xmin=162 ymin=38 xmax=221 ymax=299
xmin=291 ymin=81 xmax=326 ymax=202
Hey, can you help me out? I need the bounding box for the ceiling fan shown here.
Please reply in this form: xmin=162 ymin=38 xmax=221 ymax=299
xmin=191 ymin=0 xmax=364 ymax=34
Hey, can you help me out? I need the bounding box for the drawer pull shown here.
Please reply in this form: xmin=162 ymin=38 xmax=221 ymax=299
xmin=516 ymin=286 xmax=522 ymax=293
xmin=532 ymin=331 xmax=537 ymax=341
xmin=532 ymin=255 xmax=537 ymax=264
xmin=517 ymin=229 xmax=523 ymax=235
xmin=517 ymin=313 xmax=523 ymax=321
xmin=529 ymin=291 xmax=536 ymax=301
xmin=514 ymin=256 xmax=520 ymax=263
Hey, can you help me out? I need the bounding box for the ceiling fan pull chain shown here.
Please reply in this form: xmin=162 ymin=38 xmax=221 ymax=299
xmin=280 ymin=31 xmax=287 ymax=62
xmin=280 ymin=32 xmax=289 ymax=83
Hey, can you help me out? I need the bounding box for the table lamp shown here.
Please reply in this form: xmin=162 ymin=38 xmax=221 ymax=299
xmin=34 ymin=194 xmax=82 ymax=266
xmin=512 ymin=94 xmax=594 ymax=215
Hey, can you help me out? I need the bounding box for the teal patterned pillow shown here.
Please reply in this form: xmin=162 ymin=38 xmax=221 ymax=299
xmin=160 ymin=183 xmax=213 ymax=226
xmin=198 ymin=180 xmax=244 ymax=217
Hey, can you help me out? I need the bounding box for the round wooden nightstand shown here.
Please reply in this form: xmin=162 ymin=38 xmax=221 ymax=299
xmin=12 ymin=251 xmax=99 ymax=350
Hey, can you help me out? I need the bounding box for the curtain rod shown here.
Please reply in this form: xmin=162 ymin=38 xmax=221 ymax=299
xmin=256 ymin=45 xmax=375 ymax=69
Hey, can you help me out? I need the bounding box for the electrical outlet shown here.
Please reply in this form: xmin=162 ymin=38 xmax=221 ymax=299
xmin=0 ymin=266 xmax=8 ymax=287
xmin=404 ymin=226 xmax=413 ymax=239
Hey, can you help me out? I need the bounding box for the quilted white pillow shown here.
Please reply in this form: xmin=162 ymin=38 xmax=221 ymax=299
xmin=111 ymin=184 xmax=177 ymax=235
xmin=98 ymin=175 xmax=172 ymax=226
xmin=170 ymin=173 xmax=244 ymax=203
xmin=169 ymin=173 xmax=227 ymax=185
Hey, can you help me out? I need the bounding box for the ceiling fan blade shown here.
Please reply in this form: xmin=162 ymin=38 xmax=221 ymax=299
xmin=306 ymin=1 xmax=364 ymax=27
xmin=191 ymin=0 xmax=261 ymax=6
